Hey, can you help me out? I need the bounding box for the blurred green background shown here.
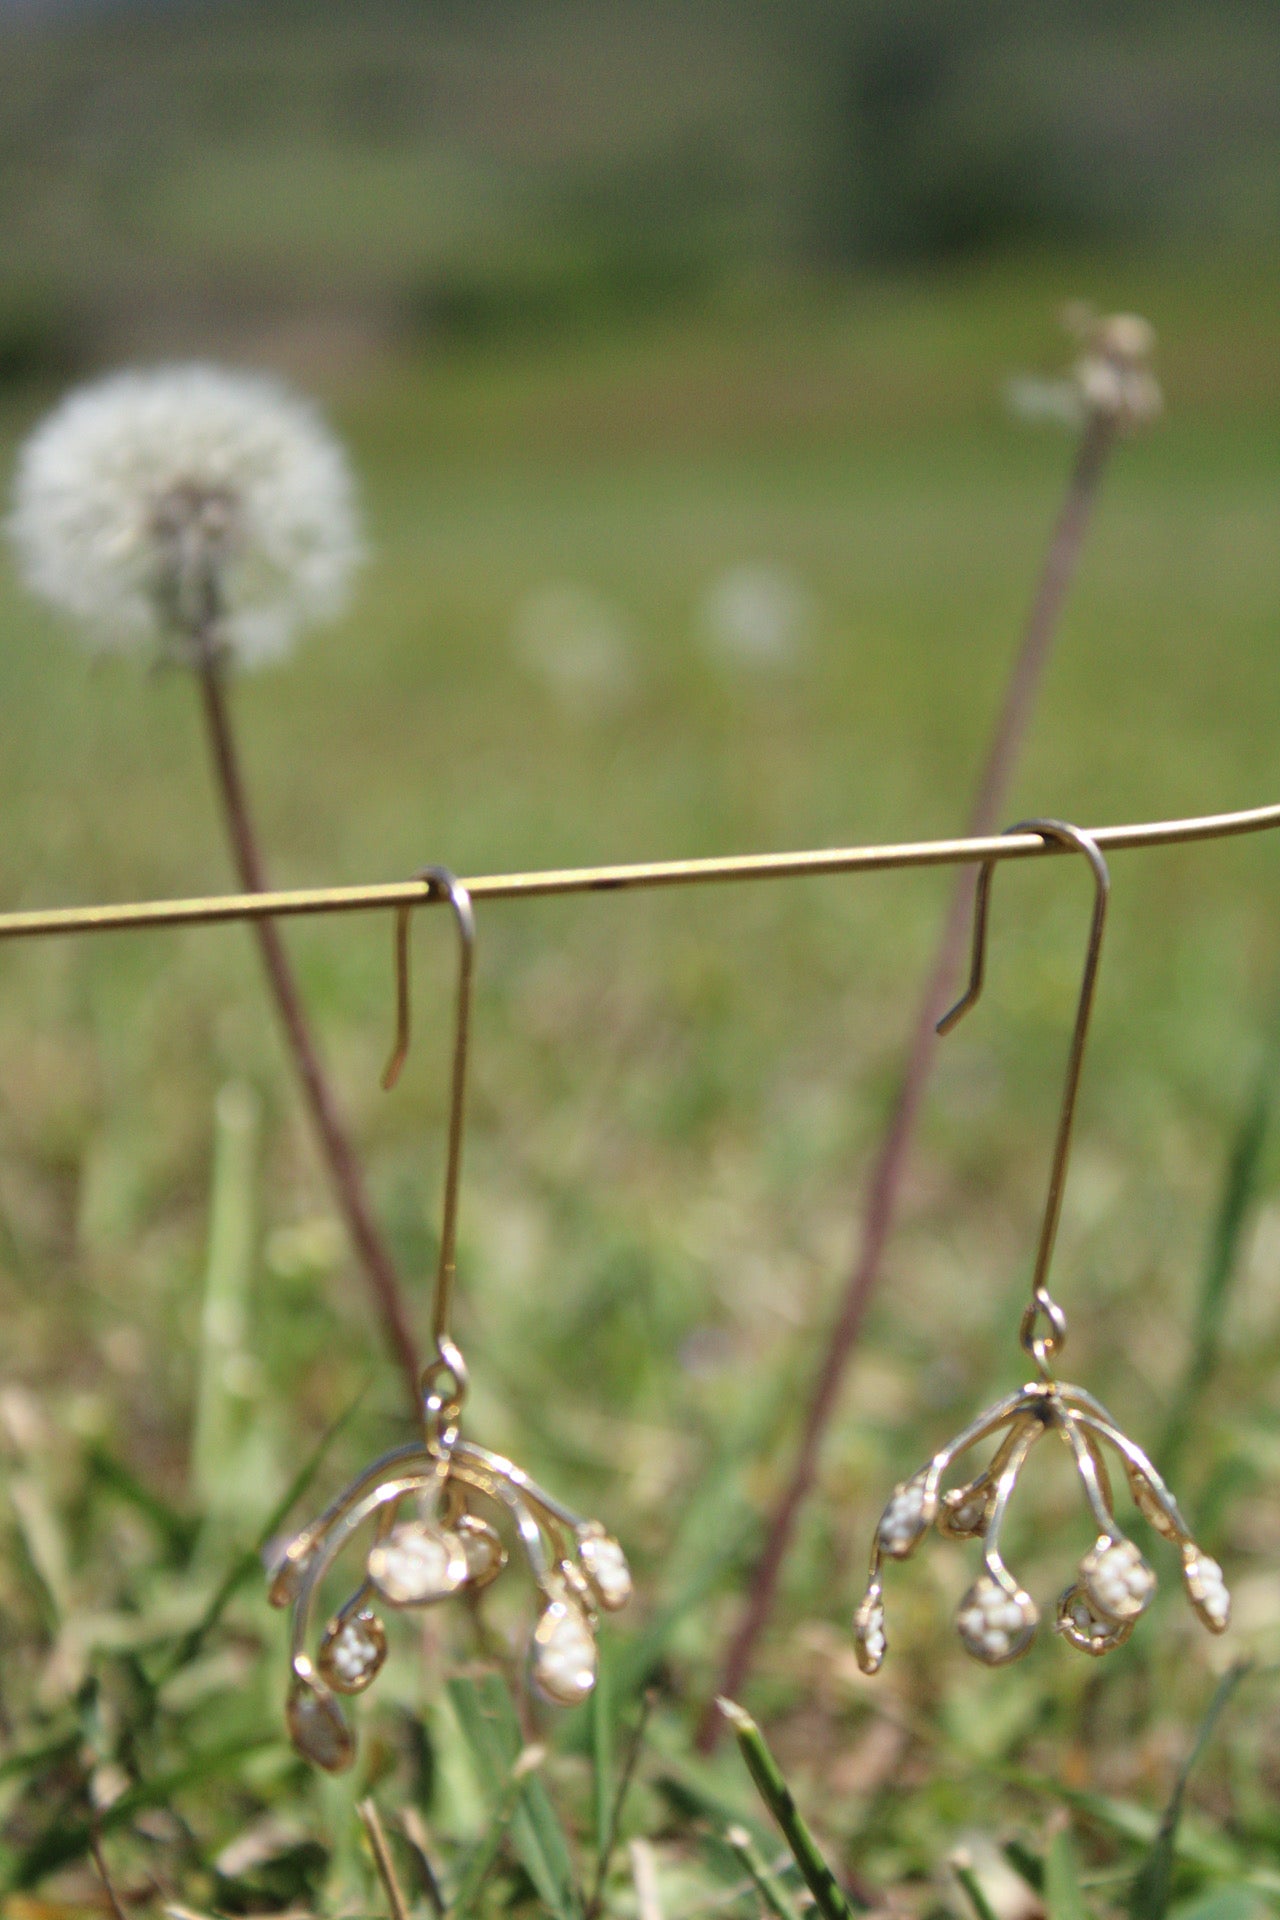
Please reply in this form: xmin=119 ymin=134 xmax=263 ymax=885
xmin=2 ymin=1 xmax=1280 ymax=1912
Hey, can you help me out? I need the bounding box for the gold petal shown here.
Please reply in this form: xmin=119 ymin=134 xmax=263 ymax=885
xmin=286 ymin=1671 xmax=355 ymax=1772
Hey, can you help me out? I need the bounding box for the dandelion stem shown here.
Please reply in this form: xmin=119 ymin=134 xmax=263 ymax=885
xmin=196 ymin=655 xmax=420 ymax=1407
xmin=699 ymin=411 xmax=1117 ymax=1745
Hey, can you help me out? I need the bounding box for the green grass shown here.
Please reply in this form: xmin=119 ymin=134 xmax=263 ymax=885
xmin=2 ymin=255 xmax=1280 ymax=1911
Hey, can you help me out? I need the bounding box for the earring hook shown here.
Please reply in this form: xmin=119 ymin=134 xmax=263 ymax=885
xmin=382 ymin=868 xmax=475 ymax=1379
xmin=937 ymin=820 xmax=1110 ymax=1373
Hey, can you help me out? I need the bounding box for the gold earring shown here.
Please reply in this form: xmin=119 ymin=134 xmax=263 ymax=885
xmin=269 ymin=868 xmax=631 ymax=1772
xmin=855 ymin=821 xmax=1230 ymax=1675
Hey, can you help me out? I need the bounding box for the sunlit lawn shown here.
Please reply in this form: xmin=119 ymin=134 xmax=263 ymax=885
xmin=1 ymin=253 xmax=1279 ymax=1908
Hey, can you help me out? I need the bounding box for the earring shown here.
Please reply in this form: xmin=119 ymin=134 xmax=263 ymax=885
xmin=269 ymin=869 xmax=631 ymax=1772
xmin=855 ymin=822 xmax=1230 ymax=1676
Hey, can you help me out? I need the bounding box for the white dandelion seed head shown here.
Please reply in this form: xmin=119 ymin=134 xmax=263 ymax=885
xmin=8 ymin=363 xmax=362 ymax=669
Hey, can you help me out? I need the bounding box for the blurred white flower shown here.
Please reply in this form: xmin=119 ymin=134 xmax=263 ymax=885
xmin=8 ymin=363 xmax=362 ymax=668
xmin=511 ymin=582 xmax=634 ymax=716
xmin=700 ymin=563 xmax=810 ymax=670
xmin=1003 ymin=373 xmax=1085 ymax=428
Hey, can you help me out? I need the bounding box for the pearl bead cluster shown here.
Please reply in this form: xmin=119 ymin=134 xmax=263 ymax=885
xmin=877 ymin=1477 xmax=932 ymax=1557
xmin=532 ymin=1588 xmax=600 ymax=1706
xmin=1184 ymin=1550 xmax=1231 ymax=1631
xmin=1082 ymin=1538 xmax=1155 ymax=1623
xmin=853 ymin=1590 xmax=887 ymax=1675
xmin=319 ymin=1611 xmax=387 ymax=1693
xmin=579 ymin=1528 xmax=633 ymax=1610
xmin=956 ymin=1576 xmax=1037 ymax=1664
xmin=939 ymin=1483 xmax=989 ymax=1538
xmin=368 ymin=1520 xmax=468 ymax=1607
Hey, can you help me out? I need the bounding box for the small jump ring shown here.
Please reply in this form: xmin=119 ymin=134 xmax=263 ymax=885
xmin=421 ymin=1338 xmax=469 ymax=1455
xmin=1019 ymin=1289 xmax=1067 ymax=1378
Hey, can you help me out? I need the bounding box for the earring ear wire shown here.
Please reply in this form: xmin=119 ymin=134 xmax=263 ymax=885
xmin=382 ymin=867 xmax=475 ymax=1363
xmin=940 ymin=819 xmax=1109 ymax=1375
xmin=854 ymin=820 xmax=1230 ymax=1676
xmin=270 ymin=865 xmax=631 ymax=1772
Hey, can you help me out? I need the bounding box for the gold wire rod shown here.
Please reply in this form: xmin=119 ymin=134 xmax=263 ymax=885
xmin=1 ymin=797 xmax=1279 ymax=943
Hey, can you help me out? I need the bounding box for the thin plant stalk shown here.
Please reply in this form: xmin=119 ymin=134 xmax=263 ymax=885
xmin=701 ymin=412 xmax=1117 ymax=1744
xmin=196 ymin=653 xmax=420 ymax=1407
xmin=89 ymin=1833 xmax=129 ymax=1920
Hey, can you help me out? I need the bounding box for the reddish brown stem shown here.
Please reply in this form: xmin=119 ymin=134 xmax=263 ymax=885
xmin=698 ymin=414 xmax=1117 ymax=1748
xmin=197 ymin=658 xmax=421 ymax=1409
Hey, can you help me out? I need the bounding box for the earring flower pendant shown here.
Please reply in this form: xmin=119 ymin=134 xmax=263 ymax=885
xmin=270 ymin=1350 xmax=631 ymax=1771
xmin=268 ymin=869 xmax=630 ymax=1771
xmin=854 ymin=1292 xmax=1230 ymax=1675
xmin=856 ymin=820 xmax=1230 ymax=1676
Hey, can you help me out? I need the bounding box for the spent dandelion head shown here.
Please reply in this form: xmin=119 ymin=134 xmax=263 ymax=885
xmin=1005 ymin=306 xmax=1162 ymax=434
xmin=1066 ymin=305 xmax=1163 ymax=430
xmin=9 ymin=363 xmax=362 ymax=669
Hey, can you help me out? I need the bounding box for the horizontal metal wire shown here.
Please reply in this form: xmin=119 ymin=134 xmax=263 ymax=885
xmin=1 ymin=797 xmax=1278 ymax=943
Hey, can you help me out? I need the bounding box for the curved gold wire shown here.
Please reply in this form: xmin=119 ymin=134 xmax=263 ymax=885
xmin=381 ymin=867 xmax=476 ymax=1360
xmin=936 ymin=819 xmax=1110 ymax=1368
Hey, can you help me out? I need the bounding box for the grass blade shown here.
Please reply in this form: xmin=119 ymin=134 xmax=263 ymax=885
xmin=448 ymin=1672 xmax=580 ymax=1920
xmin=158 ymin=1377 xmax=366 ymax=1684
xmin=451 ymin=1742 xmax=547 ymax=1918
xmin=1046 ymin=1829 xmax=1092 ymax=1920
xmin=6 ymin=1730 xmax=276 ymax=1890
xmin=587 ymin=1686 xmax=654 ymax=1920
xmin=87 ymin=1442 xmax=199 ymax=1562
xmin=1159 ymin=1038 xmax=1279 ymax=1477
xmin=191 ymin=1082 xmax=261 ymax=1519
xmin=718 ymin=1697 xmax=860 ymax=1920
xmin=725 ymin=1823 xmax=804 ymax=1920
xmin=592 ymin=1633 xmax=615 ymax=1868
xmin=951 ymin=1851 xmax=1002 ymax=1920
xmin=1129 ymin=1662 xmax=1251 ymax=1920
